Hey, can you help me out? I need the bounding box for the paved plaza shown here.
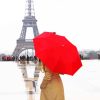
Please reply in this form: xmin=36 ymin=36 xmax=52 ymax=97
xmin=0 ymin=60 xmax=100 ymax=100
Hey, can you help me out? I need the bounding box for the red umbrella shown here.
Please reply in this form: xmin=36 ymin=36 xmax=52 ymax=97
xmin=33 ymin=32 xmax=82 ymax=75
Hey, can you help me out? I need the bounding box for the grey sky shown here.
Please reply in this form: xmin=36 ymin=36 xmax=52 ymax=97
xmin=0 ymin=0 xmax=100 ymax=54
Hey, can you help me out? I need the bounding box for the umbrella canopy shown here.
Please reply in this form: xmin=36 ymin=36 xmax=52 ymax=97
xmin=33 ymin=32 xmax=82 ymax=75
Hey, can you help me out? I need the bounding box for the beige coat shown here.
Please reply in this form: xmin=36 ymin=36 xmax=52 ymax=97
xmin=40 ymin=65 xmax=65 ymax=100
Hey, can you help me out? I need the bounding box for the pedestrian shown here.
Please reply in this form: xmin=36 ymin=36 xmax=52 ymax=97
xmin=39 ymin=60 xmax=65 ymax=100
xmin=26 ymin=55 xmax=29 ymax=64
xmin=33 ymin=56 xmax=38 ymax=64
xmin=33 ymin=32 xmax=82 ymax=100
xmin=20 ymin=55 xmax=26 ymax=65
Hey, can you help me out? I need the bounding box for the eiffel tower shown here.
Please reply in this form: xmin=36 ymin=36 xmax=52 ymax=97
xmin=12 ymin=0 xmax=39 ymax=57
xmin=12 ymin=0 xmax=40 ymax=97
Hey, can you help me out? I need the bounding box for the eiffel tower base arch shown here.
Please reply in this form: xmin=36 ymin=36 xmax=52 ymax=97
xmin=12 ymin=39 xmax=34 ymax=59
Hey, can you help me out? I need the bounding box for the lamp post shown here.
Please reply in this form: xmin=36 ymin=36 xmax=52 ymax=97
xmin=17 ymin=57 xmax=40 ymax=100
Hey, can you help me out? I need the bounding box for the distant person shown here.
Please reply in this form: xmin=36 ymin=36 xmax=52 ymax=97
xmin=20 ymin=55 xmax=26 ymax=65
xmin=33 ymin=56 xmax=38 ymax=64
xmin=26 ymin=55 xmax=29 ymax=64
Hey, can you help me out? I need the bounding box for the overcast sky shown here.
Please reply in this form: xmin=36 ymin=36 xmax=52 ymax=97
xmin=0 ymin=0 xmax=100 ymax=54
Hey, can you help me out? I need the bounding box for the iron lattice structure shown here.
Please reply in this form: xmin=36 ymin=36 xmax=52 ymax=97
xmin=12 ymin=0 xmax=39 ymax=57
xmin=12 ymin=0 xmax=40 ymax=96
